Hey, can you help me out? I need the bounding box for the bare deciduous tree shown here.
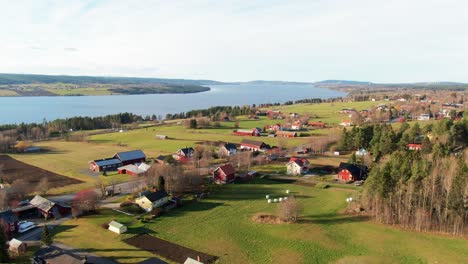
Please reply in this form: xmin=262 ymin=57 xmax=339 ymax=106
xmin=36 ymin=177 xmax=49 ymax=196
xmin=277 ymin=196 xmax=302 ymax=223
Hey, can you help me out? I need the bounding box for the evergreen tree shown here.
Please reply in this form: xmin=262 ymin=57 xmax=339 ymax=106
xmin=349 ymin=152 xmax=357 ymax=164
xmin=158 ymin=176 xmax=165 ymax=191
xmin=421 ymin=136 xmax=433 ymax=154
xmin=41 ymin=225 xmax=53 ymax=246
xmin=0 ymin=224 xmax=9 ymax=262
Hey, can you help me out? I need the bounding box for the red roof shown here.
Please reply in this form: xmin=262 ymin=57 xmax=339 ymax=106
xmin=217 ymin=164 xmax=236 ymax=176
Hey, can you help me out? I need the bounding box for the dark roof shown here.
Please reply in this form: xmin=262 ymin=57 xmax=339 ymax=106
xmin=92 ymin=158 xmax=122 ymax=167
xmin=156 ymin=155 xmax=168 ymax=160
xmin=216 ymin=164 xmax=236 ymax=176
xmin=144 ymin=189 xmax=169 ymax=203
xmin=33 ymin=246 xmax=84 ymax=264
xmin=222 ymin=143 xmax=237 ymax=150
xmin=115 ymin=150 xmax=146 ymax=162
xmin=137 ymin=258 xmax=169 ymax=264
xmin=0 ymin=210 xmax=18 ymax=223
xmin=179 ymin=148 xmax=194 ymax=156
xmin=339 ymin=163 xmax=368 ymax=176
xmin=240 ymin=139 xmax=266 ymax=148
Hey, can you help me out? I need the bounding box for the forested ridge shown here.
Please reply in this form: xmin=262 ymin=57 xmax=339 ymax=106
xmin=341 ymin=116 xmax=468 ymax=235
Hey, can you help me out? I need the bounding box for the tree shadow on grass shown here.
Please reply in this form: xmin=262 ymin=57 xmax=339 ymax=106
xmin=161 ymin=201 xmax=226 ymax=218
xmin=299 ymin=213 xmax=370 ymax=225
xmin=51 ymin=224 xmax=78 ymax=237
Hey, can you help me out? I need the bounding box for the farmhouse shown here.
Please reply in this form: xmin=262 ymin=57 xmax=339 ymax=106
xmin=275 ymin=131 xmax=297 ymax=138
xmin=29 ymin=195 xmax=71 ymax=218
xmin=213 ymin=164 xmax=236 ymax=184
xmin=286 ymin=157 xmax=310 ymax=175
xmin=118 ymin=163 xmax=151 ymax=176
xmin=0 ymin=210 xmax=18 ymax=237
xmin=407 ymin=143 xmax=422 ymax=150
xmin=89 ymin=158 xmax=122 ymax=172
xmin=265 ymin=124 xmax=282 ymax=132
xmin=339 ymin=119 xmax=352 ymax=126
xmin=113 ymin=150 xmax=146 ymax=165
xmin=240 ymin=139 xmax=269 ymax=151
xmin=174 ymin=147 xmax=194 ymax=162
xmin=218 ymin=143 xmax=237 ymax=157
xmin=135 ymin=189 xmax=169 ymax=212
xmin=291 ymin=121 xmax=303 ymax=130
xmin=338 ymin=163 xmax=368 ymax=182
xmin=108 ymin=221 xmax=127 ymax=234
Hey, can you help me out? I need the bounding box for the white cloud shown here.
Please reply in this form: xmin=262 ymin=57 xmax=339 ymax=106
xmin=0 ymin=0 xmax=467 ymax=82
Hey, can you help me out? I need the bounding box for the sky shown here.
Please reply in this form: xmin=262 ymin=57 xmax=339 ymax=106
xmin=0 ymin=0 xmax=467 ymax=83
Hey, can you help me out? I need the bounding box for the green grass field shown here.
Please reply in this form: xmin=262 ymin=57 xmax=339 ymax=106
xmin=54 ymin=179 xmax=468 ymax=264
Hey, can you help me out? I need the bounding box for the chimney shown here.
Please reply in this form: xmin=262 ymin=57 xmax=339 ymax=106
xmin=197 ymin=256 xmax=201 ymax=262
xmin=152 ymin=186 xmax=157 ymax=192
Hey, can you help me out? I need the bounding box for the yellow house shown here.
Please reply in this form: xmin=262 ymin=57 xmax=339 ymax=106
xmin=135 ymin=190 xmax=169 ymax=212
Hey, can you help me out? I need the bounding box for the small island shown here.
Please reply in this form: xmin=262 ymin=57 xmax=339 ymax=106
xmin=0 ymin=73 xmax=214 ymax=96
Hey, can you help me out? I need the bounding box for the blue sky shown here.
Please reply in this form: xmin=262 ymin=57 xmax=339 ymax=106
xmin=0 ymin=0 xmax=467 ymax=82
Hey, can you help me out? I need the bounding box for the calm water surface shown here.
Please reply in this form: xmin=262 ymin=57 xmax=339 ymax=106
xmin=0 ymin=83 xmax=345 ymax=124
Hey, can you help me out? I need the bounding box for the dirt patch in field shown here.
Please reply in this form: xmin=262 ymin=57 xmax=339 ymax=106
xmin=252 ymin=213 xmax=286 ymax=224
xmin=125 ymin=234 xmax=218 ymax=264
xmin=0 ymin=155 xmax=82 ymax=188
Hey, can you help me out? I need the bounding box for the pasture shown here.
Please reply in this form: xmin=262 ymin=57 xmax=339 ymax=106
xmin=53 ymin=179 xmax=468 ymax=264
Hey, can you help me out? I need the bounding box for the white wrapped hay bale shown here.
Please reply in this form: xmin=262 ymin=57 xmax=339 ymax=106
xmin=267 ymin=199 xmax=272 ymax=203
xmin=266 ymin=195 xmax=270 ymax=199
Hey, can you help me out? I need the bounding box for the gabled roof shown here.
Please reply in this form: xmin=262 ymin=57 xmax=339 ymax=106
xmin=240 ymin=139 xmax=266 ymax=148
xmin=184 ymin=257 xmax=204 ymax=264
xmin=221 ymin=143 xmax=237 ymax=151
xmin=0 ymin=210 xmax=18 ymax=223
xmin=339 ymin=163 xmax=368 ymax=176
xmin=118 ymin=163 xmax=151 ymax=174
xmin=143 ymin=189 xmax=168 ymax=203
xmin=30 ymin=195 xmax=56 ymax=212
xmin=115 ymin=150 xmax=146 ymax=162
xmin=9 ymin=238 xmax=24 ymax=248
xmin=34 ymin=246 xmax=84 ymax=264
xmin=288 ymin=157 xmax=309 ymax=167
xmin=178 ymin=147 xmax=194 ymax=156
xmin=109 ymin=221 xmax=125 ymax=229
xmin=215 ymin=164 xmax=236 ymax=176
xmin=91 ymin=158 xmax=122 ymax=167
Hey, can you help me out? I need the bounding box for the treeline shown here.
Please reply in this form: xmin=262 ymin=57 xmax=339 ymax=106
xmin=337 ymin=118 xmax=468 ymax=160
xmin=363 ymin=150 xmax=467 ymax=235
xmin=165 ymin=105 xmax=255 ymax=120
xmin=109 ymin=85 xmax=209 ymax=95
xmin=0 ymin=113 xmax=143 ymax=152
xmin=340 ymin=117 xmax=468 ymax=235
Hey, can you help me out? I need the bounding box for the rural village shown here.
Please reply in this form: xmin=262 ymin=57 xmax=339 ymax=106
xmin=0 ymin=89 xmax=467 ymax=264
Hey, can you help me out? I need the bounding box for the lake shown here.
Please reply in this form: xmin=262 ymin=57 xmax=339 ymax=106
xmin=0 ymin=83 xmax=345 ymax=124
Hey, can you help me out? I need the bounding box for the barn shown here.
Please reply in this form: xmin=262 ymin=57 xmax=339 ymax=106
xmin=240 ymin=139 xmax=269 ymax=151
xmin=308 ymin=121 xmax=326 ymax=128
xmin=213 ymin=164 xmax=236 ymax=184
xmin=29 ymin=195 xmax=71 ymax=219
xmin=89 ymin=158 xmax=122 ymax=172
xmin=276 ymin=131 xmax=297 ymax=138
xmin=338 ymin=163 xmax=368 ymax=182
xmin=113 ymin=150 xmax=146 ymax=165
xmin=233 ymin=128 xmax=260 ymax=136
xmin=117 ymin=163 xmax=151 ymax=176
xmin=173 ymin=147 xmax=194 ymax=162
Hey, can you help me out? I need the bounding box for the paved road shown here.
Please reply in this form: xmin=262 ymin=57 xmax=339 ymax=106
xmin=16 ymin=216 xmax=71 ymax=241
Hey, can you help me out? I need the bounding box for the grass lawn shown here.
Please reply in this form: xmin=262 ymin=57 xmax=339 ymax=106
xmin=54 ymin=179 xmax=468 ymax=264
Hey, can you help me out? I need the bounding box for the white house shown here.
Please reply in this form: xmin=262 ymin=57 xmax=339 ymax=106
xmin=135 ymin=189 xmax=169 ymax=212
xmin=417 ymin=114 xmax=430 ymax=121
xmin=108 ymin=221 xmax=127 ymax=234
xmin=286 ymin=158 xmax=310 ymax=175
xmin=355 ymin=149 xmax=368 ymax=156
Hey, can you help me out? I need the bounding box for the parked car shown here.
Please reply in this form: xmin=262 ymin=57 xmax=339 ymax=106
xmin=18 ymin=221 xmax=36 ymax=233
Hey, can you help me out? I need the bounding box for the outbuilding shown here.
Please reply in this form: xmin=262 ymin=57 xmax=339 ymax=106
xmin=89 ymin=158 xmax=122 ymax=172
xmin=8 ymin=238 xmax=27 ymax=256
xmin=108 ymin=221 xmax=127 ymax=234
xmin=213 ymin=164 xmax=236 ymax=184
xmin=240 ymin=139 xmax=269 ymax=151
xmin=113 ymin=150 xmax=146 ymax=165
xmin=275 ymin=131 xmax=297 ymax=138
xmin=338 ymin=163 xmax=368 ymax=182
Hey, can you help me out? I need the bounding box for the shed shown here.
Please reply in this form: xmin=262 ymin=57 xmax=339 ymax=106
xmin=8 ymin=238 xmax=27 ymax=256
xmin=275 ymin=131 xmax=297 ymax=138
xmin=108 ymin=221 xmax=127 ymax=234
xmin=213 ymin=164 xmax=236 ymax=184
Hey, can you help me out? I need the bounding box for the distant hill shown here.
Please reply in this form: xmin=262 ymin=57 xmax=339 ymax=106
xmin=314 ymin=80 xmax=374 ymax=86
xmin=0 ymin=73 xmax=224 ymax=86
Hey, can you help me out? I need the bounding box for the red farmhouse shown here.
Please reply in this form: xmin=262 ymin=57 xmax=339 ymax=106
xmin=338 ymin=163 xmax=368 ymax=182
xmin=213 ymin=164 xmax=236 ymax=184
